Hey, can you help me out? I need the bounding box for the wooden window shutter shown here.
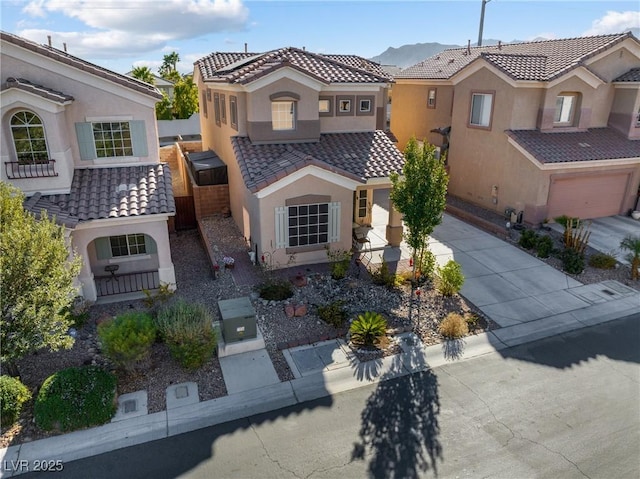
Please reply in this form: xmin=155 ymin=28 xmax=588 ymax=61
xmin=275 ymin=206 xmax=287 ymax=249
xmin=95 ymin=237 xmax=112 ymax=260
xmin=329 ymin=202 xmax=341 ymax=243
xmin=75 ymin=122 xmax=97 ymax=160
xmin=130 ymin=120 xmax=148 ymax=157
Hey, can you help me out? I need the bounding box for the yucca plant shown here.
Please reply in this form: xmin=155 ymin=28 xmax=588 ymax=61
xmin=349 ymin=311 xmax=387 ymax=347
xmin=620 ymin=235 xmax=640 ymax=280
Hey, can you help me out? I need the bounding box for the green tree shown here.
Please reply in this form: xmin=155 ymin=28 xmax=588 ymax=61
xmin=172 ymin=75 xmax=199 ymax=119
xmin=390 ymin=137 xmax=449 ymax=281
xmin=158 ymin=52 xmax=181 ymax=82
xmin=0 ymin=183 xmax=82 ymax=375
xmin=155 ymin=92 xmax=173 ymax=120
xmin=130 ymin=66 xmax=155 ymax=85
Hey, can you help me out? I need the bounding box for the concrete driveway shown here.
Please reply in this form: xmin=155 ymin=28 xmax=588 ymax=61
xmin=366 ymin=190 xmax=639 ymax=329
xmin=549 ymin=215 xmax=640 ymax=266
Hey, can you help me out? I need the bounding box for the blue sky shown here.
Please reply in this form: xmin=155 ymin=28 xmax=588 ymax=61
xmin=1 ymin=1 xmax=638 ymax=75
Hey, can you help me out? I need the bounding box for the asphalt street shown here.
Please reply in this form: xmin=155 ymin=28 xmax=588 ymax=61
xmin=23 ymin=314 xmax=640 ymax=479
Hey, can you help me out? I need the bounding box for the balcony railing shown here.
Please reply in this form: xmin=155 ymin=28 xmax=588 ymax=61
xmin=94 ymin=270 xmax=160 ymax=297
xmin=4 ymin=160 xmax=58 ymax=179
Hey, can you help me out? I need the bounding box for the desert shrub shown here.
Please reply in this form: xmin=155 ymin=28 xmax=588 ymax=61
xmin=317 ymin=300 xmax=348 ymax=327
xmin=465 ymin=313 xmax=480 ymax=329
xmin=34 ymin=366 xmax=116 ymax=432
xmin=349 ymin=311 xmax=387 ymax=347
xmin=536 ymin=235 xmax=554 ymax=258
xmin=370 ymin=259 xmax=400 ymax=288
xmin=518 ymin=229 xmax=539 ymax=250
xmin=326 ymin=247 xmax=351 ymax=280
xmin=155 ymin=300 xmax=217 ymax=370
xmin=142 ymin=282 xmax=175 ymax=310
xmin=435 ymin=260 xmax=465 ymax=296
xmin=439 ymin=312 xmax=469 ymax=339
xmin=98 ymin=312 xmax=156 ymax=371
xmin=60 ymin=296 xmax=91 ymax=329
xmin=561 ymin=248 xmax=585 ymax=275
xmin=0 ymin=375 xmax=32 ymax=427
xmin=258 ymin=278 xmax=294 ymax=301
xmin=620 ymin=235 xmax=640 ymax=280
xmin=588 ymin=253 xmax=617 ymax=270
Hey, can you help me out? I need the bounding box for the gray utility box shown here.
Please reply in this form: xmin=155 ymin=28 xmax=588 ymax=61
xmin=217 ymin=297 xmax=257 ymax=343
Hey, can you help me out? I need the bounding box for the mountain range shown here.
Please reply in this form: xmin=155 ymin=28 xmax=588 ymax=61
xmin=369 ymin=39 xmax=519 ymax=69
xmin=370 ymin=28 xmax=640 ymax=69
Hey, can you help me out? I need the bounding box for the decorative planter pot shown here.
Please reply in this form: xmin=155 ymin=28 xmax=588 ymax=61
xmin=631 ymin=211 xmax=640 ymax=220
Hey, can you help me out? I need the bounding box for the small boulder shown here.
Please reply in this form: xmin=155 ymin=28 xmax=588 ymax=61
xmin=294 ymin=304 xmax=307 ymax=317
xmin=285 ymin=304 xmax=295 ymax=317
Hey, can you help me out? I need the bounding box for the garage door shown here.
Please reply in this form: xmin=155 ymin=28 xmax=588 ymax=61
xmin=547 ymin=173 xmax=629 ymax=220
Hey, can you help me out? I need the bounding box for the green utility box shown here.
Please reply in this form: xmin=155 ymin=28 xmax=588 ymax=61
xmin=217 ymin=297 xmax=257 ymax=343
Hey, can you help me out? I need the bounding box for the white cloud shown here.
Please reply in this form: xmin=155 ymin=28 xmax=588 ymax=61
xmin=583 ymin=10 xmax=640 ymax=36
xmin=24 ymin=0 xmax=249 ymax=37
xmin=19 ymin=0 xmax=249 ymax=57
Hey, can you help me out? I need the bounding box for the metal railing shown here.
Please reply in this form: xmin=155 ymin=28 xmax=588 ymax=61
xmin=94 ymin=270 xmax=160 ymax=297
xmin=4 ymin=160 xmax=58 ymax=179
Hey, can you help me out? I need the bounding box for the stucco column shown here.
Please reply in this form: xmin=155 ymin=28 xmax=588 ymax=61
xmin=386 ymin=203 xmax=403 ymax=247
xmin=155 ymin=224 xmax=177 ymax=291
xmin=73 ymin=236 xmax=97 ymax=302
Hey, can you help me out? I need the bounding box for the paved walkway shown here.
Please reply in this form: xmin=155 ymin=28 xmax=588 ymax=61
xmin=2 ymin=205 xmax=639 ymax=477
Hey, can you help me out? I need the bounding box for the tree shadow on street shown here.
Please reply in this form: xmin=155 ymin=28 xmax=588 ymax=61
xmin=351 ymin=349 xmax=442 ymax=478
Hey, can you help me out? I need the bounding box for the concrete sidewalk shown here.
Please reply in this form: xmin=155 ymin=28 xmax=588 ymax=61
xmin=2 ymin=203 xmax=639 ymax=477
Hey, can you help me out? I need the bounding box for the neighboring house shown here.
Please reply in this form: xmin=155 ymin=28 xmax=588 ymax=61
xmin=193 ymin=47 xmax=405 ymax=268
xmin=1 ymin=31 xmax=176 ymax=302
xmin=125 ymin=72 xmax=175 ymax=100
xmin=391 ymin=32 xmax=640 ymax=223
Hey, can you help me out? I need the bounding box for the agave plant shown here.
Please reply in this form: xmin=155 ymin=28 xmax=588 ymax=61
xmin=620 ymin=235 xmax=640 ymax=280
xmin=349 ymin=311 xmax=387 ymax=347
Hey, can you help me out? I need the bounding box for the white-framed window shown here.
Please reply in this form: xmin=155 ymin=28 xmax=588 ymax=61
xmin=272 ymin=101 xmax=295 ymax=130
xmin=275 ymin=202 xmax=340 ymax=249
xmin=469 ymin=92 xmax=493 ymax=128
xmin=357 ymin=190 xmax=368 ymax=218
xmin=359 ymin=99 xmax=371 ymax=113
xmin=427 ymin=88 xmax=437 ymax=109
xmin=319 ymin=99 xmax=331 ymax=113
xmin=339 ymin=99 xmax=351 ymax=113
xmin=554 ymin=93 xmax=577 ymax=125
xmin=110 ymin=234 xmax=147 ymax=257
xmin=92 ymin=122 xmax=133 ymax=158
xmin=10 ymin=111 xmax=50 ymax=164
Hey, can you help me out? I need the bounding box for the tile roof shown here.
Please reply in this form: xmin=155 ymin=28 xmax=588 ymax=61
xmin=24 ymin=192 xmax=79 ymax=228
xmin=396 ymin=32 xmax=637 ymax=81
xmin=1 ymin=31 xmax=163 ymax=99
xmin=614 ymin=67 xmax=640 ymax=82
xmin=2 ymin=77 xmax=74 ymax=103
xmin=196 ymin=47 xmax=392 ymax=85
xmin=506 ymin=128 xmax=640 ymax=164
xmin=39 ymin=164 xmax=175 ymax=224
xmin=231 ymin=131 xmax=405 ymax=193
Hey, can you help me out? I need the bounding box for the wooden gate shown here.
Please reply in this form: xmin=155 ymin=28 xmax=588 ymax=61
xmin=174 ymin=196 xmax=197 ymax=230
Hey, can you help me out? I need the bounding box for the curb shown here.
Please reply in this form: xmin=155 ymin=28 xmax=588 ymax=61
xmin=1 ymin=304 xmax=638 ymax=478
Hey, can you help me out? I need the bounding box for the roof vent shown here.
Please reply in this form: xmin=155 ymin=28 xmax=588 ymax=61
xmin=498 ymin=40 xmax=502 ymax=50
xmin=448 ymin=59 xmax=454 ymax=64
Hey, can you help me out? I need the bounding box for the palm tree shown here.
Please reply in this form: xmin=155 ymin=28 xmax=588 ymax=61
xmin=159 ymin=52 xmax=180 ymax=80
xmin=620 ymin=234 xmax=640 ymax=280
xmin=130 ymin=66 xmax=155 ymax=85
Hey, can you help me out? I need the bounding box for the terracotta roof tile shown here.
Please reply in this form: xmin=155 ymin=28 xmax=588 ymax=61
xmin=1 ymin=31 xmax=162 ymax=99
xmin=2 ymin=77 xmax=74 ymax=103
xmin=506 ymin=128 xmax=640 ymax=164
xmin=614 ymin=67 xmax=640 ymax=82
xmin=197 ymin=47 xmax=392 ymax=85
xmin=39 ymin=164 xmax=175 ymax=223
xmin=397 ymin=33 xmax=637 ymax=81
xmin=231 ymin=131 xmax=405 ymax=193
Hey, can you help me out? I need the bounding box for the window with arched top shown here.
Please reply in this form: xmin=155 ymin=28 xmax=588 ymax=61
xmin=10 ymin=111 xmax=50 ymax=164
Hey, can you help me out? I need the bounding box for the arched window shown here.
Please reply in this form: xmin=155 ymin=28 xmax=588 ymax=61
xmin=10 ymin=111 xmax=50 ymax=164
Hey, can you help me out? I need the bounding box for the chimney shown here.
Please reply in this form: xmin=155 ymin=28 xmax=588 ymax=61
xmin=467 ymin=40 xmax=471 ymax=55
xmin=244 ymin=42 xmax=247 ymax=53
xmin=47 ymin=35 xmax=52 ymax=47
xmin=302 ymin=46 xmax=305 ymax=51
xmin=498 ymin=40 xmax=502 ymax=50
xmin=63 ymin=42 xmax=67 ymax=52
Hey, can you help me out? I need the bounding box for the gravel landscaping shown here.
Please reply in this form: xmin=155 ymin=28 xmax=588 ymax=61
xmin=3 ymin=197 xmax=637 ymax=448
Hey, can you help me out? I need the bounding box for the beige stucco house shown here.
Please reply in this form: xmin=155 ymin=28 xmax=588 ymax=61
xmin=391 ymin=33 xmax=640 ymax=224
xmin=193 ymin=47 xmax=405 ymax=268
xmin=1 ymin=31 xmax=176 ymax=302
